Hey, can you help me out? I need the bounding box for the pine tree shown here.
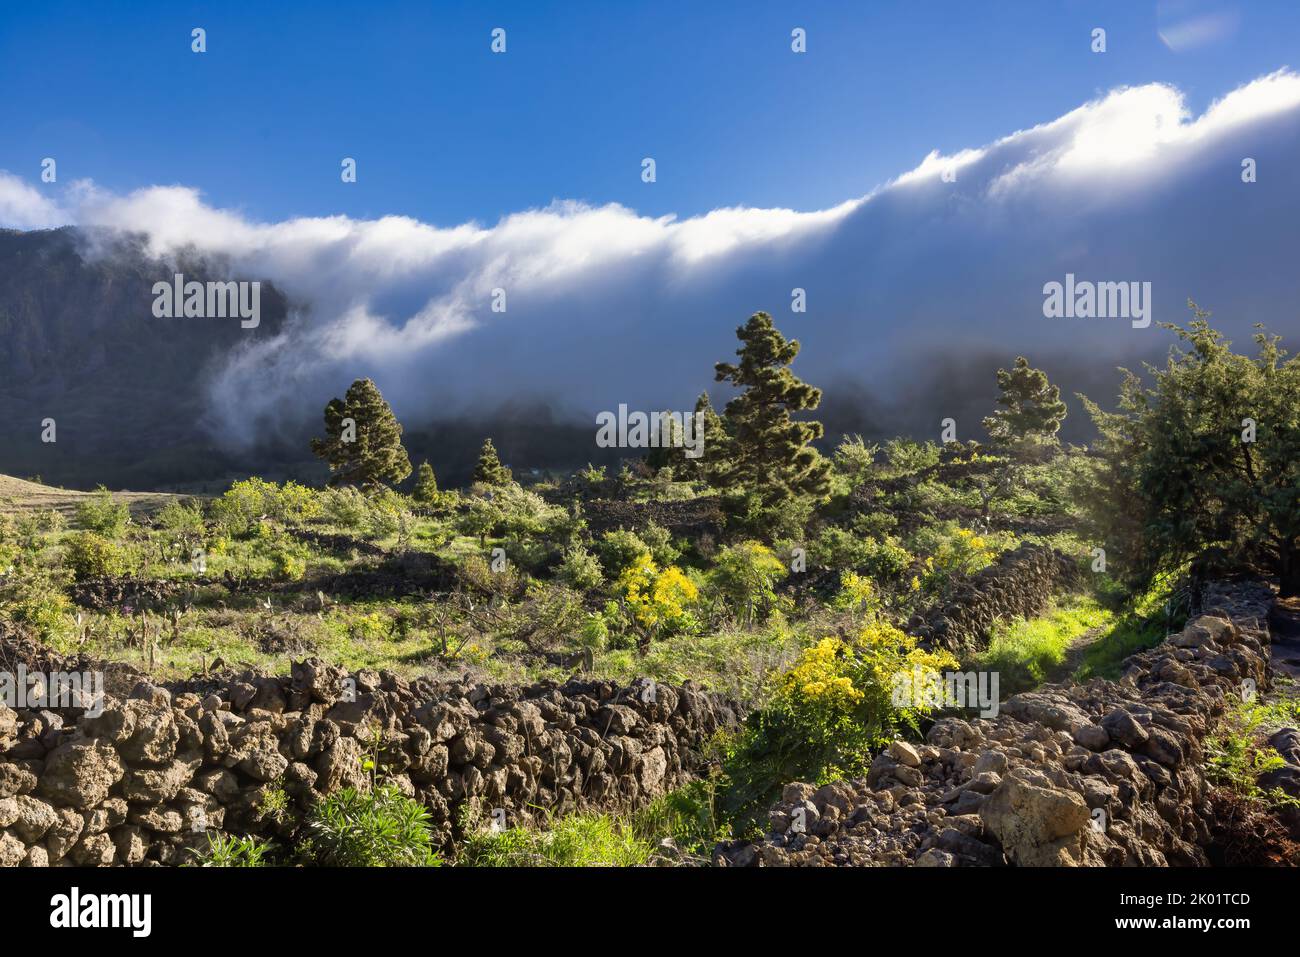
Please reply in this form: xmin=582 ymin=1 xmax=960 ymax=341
xmin=688 ymin=391 xmax=730 ymax=485
xmin=310 ymin=378 xmax=412 ymax=489
xmin=645 ymin=394 xmax=730 ymax=483
xmin=645 ymin=411 xmax=681 ymax=472
xmin=472 ymin=438 xmax=512 ymax=487
xmin=412 ymin=461 xmax=439 ymax=504
xmin=713 ymin=312 xmax=830 ymax=506
xmin=982 ymin=356 xmax=1067 ymax=447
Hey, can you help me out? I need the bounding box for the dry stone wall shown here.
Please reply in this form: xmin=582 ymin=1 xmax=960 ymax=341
xmin=0 ymin=640 xmax=739 ymax=866
xmin=717 ymin=580 xmax=1277 ymax=867
xmin=906 ymin=544 xmax=1082 ymax=658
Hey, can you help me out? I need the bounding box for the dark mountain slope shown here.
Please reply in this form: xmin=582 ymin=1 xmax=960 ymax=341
xmin=0 ymin=228 xmax=290 ymax=490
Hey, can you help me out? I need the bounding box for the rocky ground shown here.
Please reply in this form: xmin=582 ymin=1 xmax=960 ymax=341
xmin=715 ymin=580 xmax=1300 ymax=867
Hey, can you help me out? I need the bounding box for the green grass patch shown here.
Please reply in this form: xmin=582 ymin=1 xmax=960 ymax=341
xmin=457 ymin=782 xmax=728 ymax=867
xmin=974 ymin=594 xmax=1113 ymax=694
xmin=1072 ymin=569 xmax=1188 ymax=681
xmin=458 ymin=811 xmax=658 ymax=867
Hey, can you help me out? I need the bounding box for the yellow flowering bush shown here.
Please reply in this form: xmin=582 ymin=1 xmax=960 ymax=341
xmin=720 ymin=616 xmax=957 ymax=823
xmin=617 ymin=555 xmax=699 ymax=644
xmin=777 ymin=620 xmax=958 ymax=770
xmin=833 ymin=570 xmax=880 ymax=613
xmin=783 ymin=637 xmax=863 ymax=709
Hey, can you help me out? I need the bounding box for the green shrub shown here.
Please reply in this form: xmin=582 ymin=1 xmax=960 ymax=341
xmin=304 ymin=784 xmax=441 ymax=867
xmin=557 ymin=543 xmax=604 ymax=591
xmin=21 ymin=509 xmax=66 ymax=536
xmin=363 ymin=489 xmax=409 ymax=540
xmin=883 ymin=438 xmax=940 ymax=476
xmin=320 ymin=485 xmax=371 ymax=530
xmin=320 ymin=486 xmax=409 ymax=540
xmin=808 ymin=526 xmax=875 ymax=571
xmin=638 ymin=521 xmax=682 ymax=565
xmin=910 ymin=523 xmax=999 ymax=594
xmin=858 ymin=535 xmax=914 ymax=583
xmin=0 ymin=565 xmax=73 ymax=642
xmin=157 ymin=499 xmax=206 ymax=537
xmin=707 ymin=541 xmax=787 ymax=627
xmin=213 ymin=478 xmax=320 ymax=537
xmin=268 ymin=545 xmax=308 ymax=582
xmin=0 ymin=527 xmax=15 ymax=572
xmin=832 ymin=434 xmax=879 ymax=487
xmin=579 ymin=612 xmax=609 ymax=651
xmin=64 ymin=532 xmax=130 ymax=581
xmin=597 ymin=528 xmax=650 ymax=577
xmin=75 ymin=486 xmax=129 ymax=537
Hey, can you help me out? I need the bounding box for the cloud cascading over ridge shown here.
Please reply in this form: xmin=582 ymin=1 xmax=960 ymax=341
xmin=3 ymin=69 xmax=1299 ymax=449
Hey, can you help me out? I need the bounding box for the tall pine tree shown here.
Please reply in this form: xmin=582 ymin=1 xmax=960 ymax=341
xmin=714 ymin=312 xmax=830 ymax=507
xmin=472 ymin=438 xmax=512 ymax=487
xmin=689 ymin=391 xmax=731 ymax=486
xmin=982 ymin=356 xmax=1067 ymax=448
xmin=412 ymin=461 xmax=439 ymax=504
xmin=310 ymin=378 xmax=412 ymax=489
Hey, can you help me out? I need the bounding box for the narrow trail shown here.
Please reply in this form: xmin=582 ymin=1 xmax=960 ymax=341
xmin=1044 ymin=623 xmax=1108 ymax=685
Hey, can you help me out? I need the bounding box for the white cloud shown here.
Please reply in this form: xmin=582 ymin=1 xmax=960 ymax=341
xmin=5 ymin=70 xmax=1300 ymax=447
xmin=0 ymin=171 xmax=67 ymax=230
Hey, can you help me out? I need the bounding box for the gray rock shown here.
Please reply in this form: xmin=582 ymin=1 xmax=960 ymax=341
xmin=37 ymin=741 xmax=124 ymax=807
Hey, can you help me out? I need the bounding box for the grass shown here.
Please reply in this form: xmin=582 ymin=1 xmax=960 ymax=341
xmin=1073 ymin=612 xmax=1166 ymax=681
xmin=458 ymin=811 xmax=660 ymax=867
xmin=458 ymin=782 xmax=728 ymax=867
xmin=1073 ymin=570 xmax=1187 ymax=681
xmin=974 ymin=594 xmax=1113 ymax=694
xmin=592 ymin=622 xmax=807 ymax=708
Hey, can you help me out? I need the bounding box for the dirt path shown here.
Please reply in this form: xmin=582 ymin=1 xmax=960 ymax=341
xmin=1042 ymin=623 xmax=1108 ymax=685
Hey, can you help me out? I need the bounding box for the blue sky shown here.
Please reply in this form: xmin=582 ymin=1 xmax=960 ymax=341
xmin=3 ymin=0 xmax=1297 ymax=226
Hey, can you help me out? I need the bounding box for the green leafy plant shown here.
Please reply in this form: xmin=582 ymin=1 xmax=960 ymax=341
xmin=304 ymin=783 xmax=441 ymax=867
xmin=707 ymin=540 xmax=787 ymax=627
xmin=190 ymin=832 xmax=275 ymax=867
xmin=558 ymin=542 xmax=604 ymax=591
xmin=718 ymin=617 xmax=957 ymax=826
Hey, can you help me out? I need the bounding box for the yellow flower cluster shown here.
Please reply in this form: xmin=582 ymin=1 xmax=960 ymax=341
xmin=784 ymin=637 xmax=864 ymax=706
xmin=618 ymin=556 xmax=698 ymax=632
